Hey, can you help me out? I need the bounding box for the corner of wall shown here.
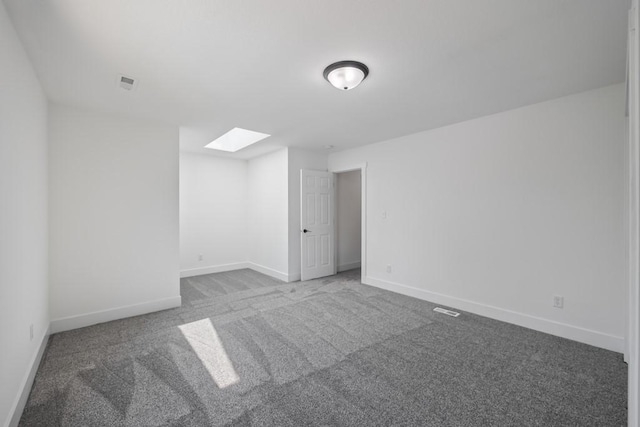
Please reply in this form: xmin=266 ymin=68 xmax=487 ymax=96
xmin=6 ymin=326 xmax=50 ymax=427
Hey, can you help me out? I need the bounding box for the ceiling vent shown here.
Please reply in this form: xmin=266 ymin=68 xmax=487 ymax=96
xmin=118 ymin=74 xmax=137 ymax=91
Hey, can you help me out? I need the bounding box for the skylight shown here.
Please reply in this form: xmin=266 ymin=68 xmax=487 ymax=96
xmin=204 ymin=127 xmax=270 ymax=152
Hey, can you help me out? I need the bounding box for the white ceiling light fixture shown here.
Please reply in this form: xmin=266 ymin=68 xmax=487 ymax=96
xmin=323 ymin=60 xmax=369 ymax=91
xmin=204 ymin=127 xmax=270 ymax=152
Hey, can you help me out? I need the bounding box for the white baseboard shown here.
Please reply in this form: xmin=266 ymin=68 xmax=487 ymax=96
xmin=338 ymin=261 xmax=361 ymax=273
xmin=247 ymin=262 xmax=292 ymax=282
xmin=364 ymin=276 xmax=625 ymax=353
xmin=181 ymin=261 xmax=298 ymax=283
xmin=6 ymin=325 xmax=50 ymax=427
xmin=180 ymin=262 xmax=250 ymax=278
xmin=50 ymin=295 xmax=182 ymax=334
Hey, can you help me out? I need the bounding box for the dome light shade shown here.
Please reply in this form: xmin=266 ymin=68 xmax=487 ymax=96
xmin=323 ymin=61 xmax=369 ymax=91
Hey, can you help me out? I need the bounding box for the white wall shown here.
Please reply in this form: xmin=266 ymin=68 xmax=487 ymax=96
xmin=336 ymin=170 xmax=361 ymax=271
xmin=329 ymin=84 xmax=627 ymax=352
xmin=179 ymin=147 xmax=328 ymax=282
xmin=288 ymin=148 xmax=328 ymax=280
xmin=0 ymin=2 xmax=49 ymax=425
xmin=180 ymin=153 xmax=247 ymax=276
xmin=49 ymin=105 xmax=180 ymax=331
xmin=247 ymin=148 xmax=290 ymax=280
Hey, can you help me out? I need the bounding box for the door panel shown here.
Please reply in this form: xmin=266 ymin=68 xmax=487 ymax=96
xmin=306 ymin=236 xmax=317 ymax=268
xmin=320 ymin=235 xmax=330 ymax=265
xmin=306 ymin=194 xmax=316 ymax=224
xmin=301 ymin=170 xmax=335 ymax=281
xmin=320 ymin=194 xmax=329 ymax=224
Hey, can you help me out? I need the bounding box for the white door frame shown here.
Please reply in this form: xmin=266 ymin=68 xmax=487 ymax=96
xmin=330 ymin=163 xmax=367 ymax=283
xmin=627 ymin=2 xmax=639 ymax=425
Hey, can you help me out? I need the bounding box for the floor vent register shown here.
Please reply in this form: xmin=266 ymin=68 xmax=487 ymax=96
xmin=433 ymin=307 xmax=460 ymax=317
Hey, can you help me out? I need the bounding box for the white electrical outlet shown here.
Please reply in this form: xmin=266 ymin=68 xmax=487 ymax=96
xmin=382 ymin=211 xmax=387 ymax=219
xmin=198 ymin=254 xmax=204 ymax=261
xmin=30 ymin=324 xmax=34 ymax=341
xmin=553 ymin=295 xmax=564 ymax=309
xmin=386 ymin=264 xmax=392 ymax=273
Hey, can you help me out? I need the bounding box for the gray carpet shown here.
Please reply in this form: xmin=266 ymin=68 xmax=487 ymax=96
xmin=20 ymin=269 xmax=627 ymax=426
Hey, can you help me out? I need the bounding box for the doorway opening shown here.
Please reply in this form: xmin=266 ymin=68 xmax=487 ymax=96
xmin=335 ymin=170 xmax=362 ymax=275
xmin=331 ymin=163 xmax=367 ymax=283
xmin=299 ymin=164 xmax=367 ymax=282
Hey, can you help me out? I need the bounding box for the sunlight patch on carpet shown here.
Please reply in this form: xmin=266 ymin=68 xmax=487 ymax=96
xmin=178 ymin=318 xmax=240 ymax=388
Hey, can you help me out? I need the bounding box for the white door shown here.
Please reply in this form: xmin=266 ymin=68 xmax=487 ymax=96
xmin=300 ymin=170 xmax=335 ymax=281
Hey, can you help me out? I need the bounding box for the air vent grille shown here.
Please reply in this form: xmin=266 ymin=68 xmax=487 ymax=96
xmin=434 ymin=307 xmax=460 ymax=317
xmin=118 ymin=74 xmax=137 ymax=91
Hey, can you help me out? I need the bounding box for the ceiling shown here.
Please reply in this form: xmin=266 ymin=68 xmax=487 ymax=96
xmin=4 ymin=0 xmax=630 ymax=159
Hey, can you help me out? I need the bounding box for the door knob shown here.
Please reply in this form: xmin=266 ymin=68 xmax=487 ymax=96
xmin=303 ymin=229 xmax=310 ymax=233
